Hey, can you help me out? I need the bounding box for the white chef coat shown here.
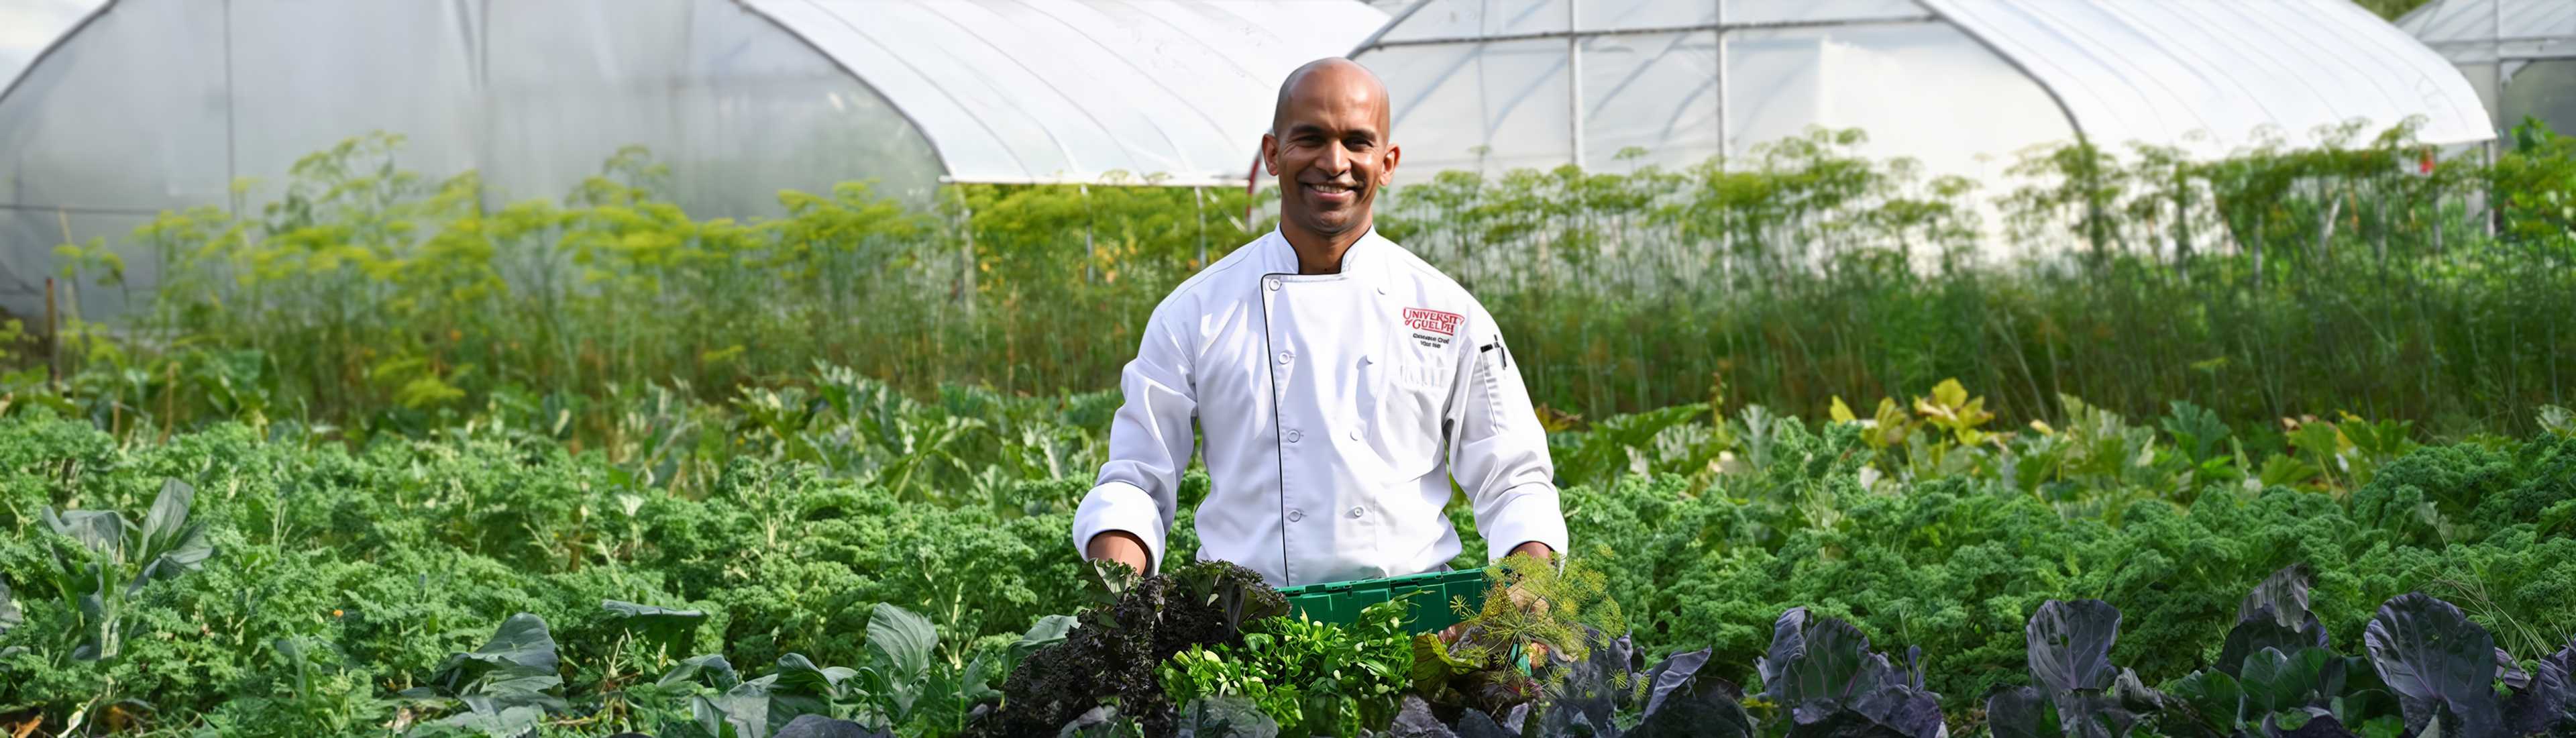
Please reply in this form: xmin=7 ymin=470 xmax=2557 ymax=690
xmin=1070 ymin=227 xmax=1568 ymax=588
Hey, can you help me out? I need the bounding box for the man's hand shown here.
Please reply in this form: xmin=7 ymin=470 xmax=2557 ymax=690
xmin=1085 ymin=530 xmax=1150 ymax=574
xmin=1438 ymin=541 xmax=1557 ymax=653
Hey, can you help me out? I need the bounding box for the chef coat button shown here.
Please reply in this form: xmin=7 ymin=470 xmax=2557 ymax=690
xmin=1284 ymin=429 xmax=1302 ymax=443
xmin=1377 ymin=285 xmax=1388 ymax=295
xmin=1265 ymin=276 xmax=1281 ymax=291
xmin=1348 ymin=427 xmax=1362 ymax=440
xmin=1287 ymin=509 xmax=1304 ymax=522
xmin=1278 ymin=350 xmax=1295 ymax=364
xmin=1349 ymin=507 xmax=1365 ymax=518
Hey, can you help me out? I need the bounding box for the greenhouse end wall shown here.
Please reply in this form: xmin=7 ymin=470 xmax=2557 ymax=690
xmin=0 ymin=0 xmax=942 ymax=323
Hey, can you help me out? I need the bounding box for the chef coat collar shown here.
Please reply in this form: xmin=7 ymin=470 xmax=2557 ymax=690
xmin=1261 ymin=227 xmax=1393 ymax=293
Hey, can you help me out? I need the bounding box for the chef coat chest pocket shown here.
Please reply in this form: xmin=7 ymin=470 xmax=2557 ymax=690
xmin=1369 ymin=323 xmax=1450 ymax=477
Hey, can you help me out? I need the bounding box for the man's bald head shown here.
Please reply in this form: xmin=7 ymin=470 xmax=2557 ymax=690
xmin=1261 ymin=57 xmax=1401 ymax=268
xmin=1271 ymin=58 xmax=1391 ymax=138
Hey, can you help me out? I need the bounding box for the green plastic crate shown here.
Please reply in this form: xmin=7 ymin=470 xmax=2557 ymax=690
xmin=1278 ymin=567 xmax=1493 ymax=635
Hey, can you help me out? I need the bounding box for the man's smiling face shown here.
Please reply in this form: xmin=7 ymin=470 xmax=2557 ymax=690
xmin=1263 ymin=59 xmax=1400 ymax=244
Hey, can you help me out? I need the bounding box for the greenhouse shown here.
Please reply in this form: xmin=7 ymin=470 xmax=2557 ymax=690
xmin=0 ymin=0 xmax=1384 ymax=320
xmin=1352 ymin=0 xmax=2496 ymax=184
xmin=2399 ymin=0 xmax=2576 ymax=141
xmin=0 ymin=0 xmax=2510 ymax=321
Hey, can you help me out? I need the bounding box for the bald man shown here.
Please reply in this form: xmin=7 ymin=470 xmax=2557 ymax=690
xmin=1071 ymin=58 xmax=1566 ymax=587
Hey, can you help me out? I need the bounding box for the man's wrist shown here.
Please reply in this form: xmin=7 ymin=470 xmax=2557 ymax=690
xmin=1085 ymin=530 xmax=1151 ymax=573
xmin=1507 ymin=540 xmax=1556 ymax=562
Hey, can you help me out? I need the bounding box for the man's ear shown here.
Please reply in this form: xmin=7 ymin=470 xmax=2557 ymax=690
xmin=1260 ymin=132 xmax=1280 ymax=176
xmin=1378 ymin=143 xmax=1401 ymax=185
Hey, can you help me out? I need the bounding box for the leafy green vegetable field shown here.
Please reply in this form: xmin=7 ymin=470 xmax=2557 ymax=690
xmin=1 ymin=378 xmax=2569 ymax=737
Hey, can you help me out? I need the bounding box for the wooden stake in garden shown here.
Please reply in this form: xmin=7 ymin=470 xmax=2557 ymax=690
xmin=44 ymin=276 xmax=58 ymax=392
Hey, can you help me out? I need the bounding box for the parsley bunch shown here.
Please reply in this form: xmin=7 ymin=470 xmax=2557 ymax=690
xmin=1158 ymin=598 xmax=1413 ymax=737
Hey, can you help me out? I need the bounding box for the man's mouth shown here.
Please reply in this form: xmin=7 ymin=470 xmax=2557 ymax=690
xmin=1303 ymin=181 xmax=1358 ymax=205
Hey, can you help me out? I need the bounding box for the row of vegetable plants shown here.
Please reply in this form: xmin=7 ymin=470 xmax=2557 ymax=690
xmin=11 ymin=121 xmax=2573 ymax=449
xmin=17 ymin=352 xmax=2546 ymax=513
xmin=1 ymin=386 xmax=2568 ymax=736
xmin=945 ymin=557 xmax=2576 ymax=738
xmin=323 ymin=558 xmax=2576 ymax=738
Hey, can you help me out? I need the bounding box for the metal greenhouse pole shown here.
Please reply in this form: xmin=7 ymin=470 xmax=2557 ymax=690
xmin=1568 ymin=0 xmax=1585 ymax=171
xmin=1715 ymin=0 xmax=1729 ymax=278
xmin=2489 ymin=0 xmax=2504 ymax=238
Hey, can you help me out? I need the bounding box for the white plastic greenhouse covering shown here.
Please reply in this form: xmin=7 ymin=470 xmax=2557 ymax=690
xmin=1351 ymin=0 xmax=2496 ymax=186
xmin=0 ymin=0 xmax=1383 ymax=321
xmin=2398 ymin=0 xmax=2576 ymax=138
xmin=751 ymin=0 xmax=1389 ymax=187
xmin=0 ymin=1 xmax=98 ymax=90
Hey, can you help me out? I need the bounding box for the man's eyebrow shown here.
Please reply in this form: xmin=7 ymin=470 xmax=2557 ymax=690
xmin=1285 ymin=123 xmax=1330 ymax=136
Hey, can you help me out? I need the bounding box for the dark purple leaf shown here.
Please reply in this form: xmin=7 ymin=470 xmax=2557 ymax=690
xmin=2238 ymin=565 xmax=2316 ymax=629
xmin=2505 ymin=641 xmax=2572 ymax=735
xmin=1452 ymin=708 xmax=1517 ymax=738
xmin=1850 ymin=685 xmax=1947 ymax=738
xmin=1631 ymin=649 xmax=1753 ymax=738
xmin=2496 ymin=647 xmax=2531 ymax=690
xmin=1985 ymin=686 xmax=2055 ymax=738
xmin=2361 ymin=594 xmax=2505 ymax=738
xmin=1761 ymin=608 xmax=1814 ymax=698
xmin=2028 ymin=600 xmax=2123 ymax=694
xmin=2219 ymin=609 xmax=2328 ymax=678
xmin=1771 ymin=613 xmax=1896 ymax=707
xmin=1388 ymin=696 xmax=1458 ymax=738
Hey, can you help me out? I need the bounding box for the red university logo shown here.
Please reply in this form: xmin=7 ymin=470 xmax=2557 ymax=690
xmin=1402 ymin=308 xmax=1462 ymax=335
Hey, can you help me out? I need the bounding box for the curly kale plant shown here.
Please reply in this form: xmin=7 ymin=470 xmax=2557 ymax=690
xmin=969 ymin=560 xmax=1285 ymax=737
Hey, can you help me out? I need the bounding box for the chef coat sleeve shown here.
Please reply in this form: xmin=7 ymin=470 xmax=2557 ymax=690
xmin=1071 ymin=299 xmax=1197 ymax=574
xmin=1446 ymin=300 xmax=1570 ymax=563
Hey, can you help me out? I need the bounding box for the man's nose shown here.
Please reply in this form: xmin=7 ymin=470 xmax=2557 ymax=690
xmin=1320 ymin=142 xmax=1351 ymax=176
